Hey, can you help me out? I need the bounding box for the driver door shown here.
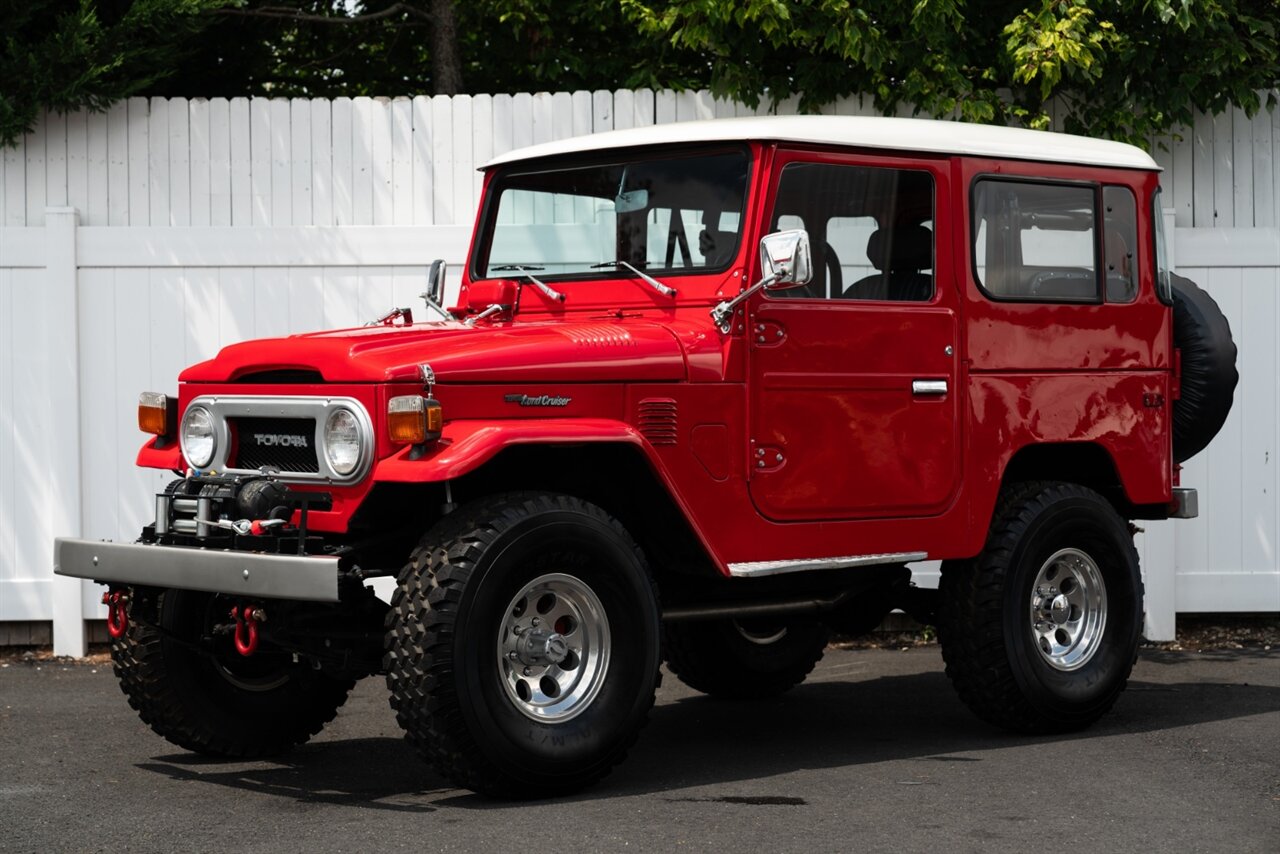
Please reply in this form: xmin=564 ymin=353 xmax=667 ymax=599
xmin=747 ymin=151 xmax=961 ymax=522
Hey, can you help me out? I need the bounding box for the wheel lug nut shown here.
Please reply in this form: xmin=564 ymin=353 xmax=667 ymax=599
xmin=532 ymin=617 xmax=541 ymax=626
xmin=522 ymin=667 xmax=533 ymax=676
xmin=507 ymin=651 xmax=518 ymax=660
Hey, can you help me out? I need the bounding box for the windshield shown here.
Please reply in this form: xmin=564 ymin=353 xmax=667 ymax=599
xmin=476 ymin=149 xmax=750 ymax=281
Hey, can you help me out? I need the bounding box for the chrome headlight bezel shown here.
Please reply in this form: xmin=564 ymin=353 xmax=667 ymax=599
xmin=322 ymin=407 xmax=363 ymax=477
xmin=180 ymin=405 xmax=217 ymax=469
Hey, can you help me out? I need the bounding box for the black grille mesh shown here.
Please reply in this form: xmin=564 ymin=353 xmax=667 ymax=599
xmin=231 ymin=417 xmax=319 ymax=473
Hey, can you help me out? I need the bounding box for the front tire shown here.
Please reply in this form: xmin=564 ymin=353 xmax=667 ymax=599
xmin=937 ymin=481 xmax=1143 ymax=733
xmin=664 ymin=617 xmax=828 ymax=699
xmin=384 ymin=493 xmax=662 ymax=797
xmin=109 ymin=590 xmax=354 ymax=757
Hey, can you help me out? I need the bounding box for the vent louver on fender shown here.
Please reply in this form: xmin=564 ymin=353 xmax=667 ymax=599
xmin=637 ymin=398 xmax=678 ymax=446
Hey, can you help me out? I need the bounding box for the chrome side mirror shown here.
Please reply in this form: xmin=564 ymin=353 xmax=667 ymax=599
xmin=419 ymin=260 xmax=449 ymax=318
xmin=759 ymin=229 xmax=813 ymax=290
xmin=710 ymin=229 xmax=814 ymax=332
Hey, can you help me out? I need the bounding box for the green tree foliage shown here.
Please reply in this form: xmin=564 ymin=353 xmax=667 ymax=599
xmin=0 ymin=0 xmax=227 ymax=146
xmin=149 ymin=1 xmax=705 ymax=99
xmin=4 ymin=1 xmax=1279 ymax=149
xmin=623 ymin=0 xmax=1280 ymax=143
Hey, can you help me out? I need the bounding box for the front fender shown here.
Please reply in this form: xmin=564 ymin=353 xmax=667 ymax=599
xmin=137 ymin=436 xmax=183 ymax=470
xmin=373 ymin=418 xmax=650 ymax=482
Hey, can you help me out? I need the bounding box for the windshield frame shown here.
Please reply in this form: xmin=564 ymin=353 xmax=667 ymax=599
xmin=469 ymin=143 xmax=754 ymax=285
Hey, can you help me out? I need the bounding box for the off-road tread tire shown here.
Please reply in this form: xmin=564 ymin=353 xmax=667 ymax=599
xmin=663 ymin=618 xmax=828 ymax=699
xmin=383 ymin=492 xmax=661 ymax=798
xmin=1170 ymin=273 xmax=1238 ymax=463
xmin=109 ymin=593 xmax=354 ymax=757
xmin=937 ymin=481 xmax=1142 ymax=734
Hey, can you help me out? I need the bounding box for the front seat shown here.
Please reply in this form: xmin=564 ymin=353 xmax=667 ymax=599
xmin=841 ymin=224 xmax=934 ymax=301
xmin=699 ymin=227 xmax=737 ymax=268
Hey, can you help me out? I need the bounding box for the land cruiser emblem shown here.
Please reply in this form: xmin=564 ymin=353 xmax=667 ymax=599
xmin=254 ymin=433 xmax=309 ymax=447
xmin=504 ymin=393 xmax=572 ymax=407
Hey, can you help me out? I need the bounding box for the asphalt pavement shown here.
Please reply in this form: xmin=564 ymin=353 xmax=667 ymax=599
xmin=1 ymin=646 xmax=1276 ymax=853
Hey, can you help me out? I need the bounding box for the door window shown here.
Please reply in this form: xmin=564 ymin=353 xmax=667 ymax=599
xmin=768 ymin=162 xmax=935 ymax=301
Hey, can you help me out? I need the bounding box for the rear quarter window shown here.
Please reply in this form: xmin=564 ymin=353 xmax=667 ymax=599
xmin=972 ymin=179 xmax=1098 ymax=302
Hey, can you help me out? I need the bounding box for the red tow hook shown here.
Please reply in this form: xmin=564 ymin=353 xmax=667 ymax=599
xmin=230 ymin=605 xmax=264 ymax=656
xmin=103 ymin=591 xmax=129 ymax=639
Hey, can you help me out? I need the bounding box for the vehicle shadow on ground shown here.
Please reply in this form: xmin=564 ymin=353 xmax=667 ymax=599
xmin=138 ymin=738 xmax=449 ymax=813
xmin=135 ymin=651 xmax=1278 ymax=810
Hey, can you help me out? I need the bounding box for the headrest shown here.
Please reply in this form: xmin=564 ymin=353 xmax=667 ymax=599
xmin=866 ymin=225 xmax=933 ymax=272
xmin=699 ymin=229 xmax=732 ymax=259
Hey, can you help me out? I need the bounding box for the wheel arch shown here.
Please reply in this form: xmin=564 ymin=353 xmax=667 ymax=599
xmin=356 ymin=437 xmax=722 ymax=581
xmin=448 ymin=442 xmax=721 ymax=582
xmin=997 ymin=441 xmax=1163 ymax=520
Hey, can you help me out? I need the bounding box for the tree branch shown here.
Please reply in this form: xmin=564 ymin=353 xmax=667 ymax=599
xmin=215 ymin=3 xmax=432 ymax=26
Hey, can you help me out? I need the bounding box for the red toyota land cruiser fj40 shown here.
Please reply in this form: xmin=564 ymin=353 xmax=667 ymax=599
xmin=56 ymin=116 xmax=1237 ymax=797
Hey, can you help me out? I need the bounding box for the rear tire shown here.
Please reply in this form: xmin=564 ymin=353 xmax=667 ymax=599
xmin=664 ymin=617 xmax=828 ymax=699
xmin=384 ymin=493 xmax=662 ymax=797
xmin=109 ymin=589 xmax=354 ymax=757
xmin=937 ymin=481 xmax=1142 ymax=733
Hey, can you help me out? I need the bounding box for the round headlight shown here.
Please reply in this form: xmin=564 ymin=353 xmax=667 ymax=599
xmin=181 ymin=406 xmax=216 ymax=469
xmin=323 ymin=408 xmax=362 ymax=476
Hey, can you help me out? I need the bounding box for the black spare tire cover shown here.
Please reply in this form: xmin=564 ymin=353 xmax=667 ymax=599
xmin=1171 ymin=273 xmax=1238 ymax=463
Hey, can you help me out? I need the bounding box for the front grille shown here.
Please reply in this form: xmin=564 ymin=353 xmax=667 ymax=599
xmin=231 ymin=417 xmax=319 ymax=473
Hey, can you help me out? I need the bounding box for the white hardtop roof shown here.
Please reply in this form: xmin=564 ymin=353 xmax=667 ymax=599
xmin=482 ymin=115 xmax=1158 ymax=172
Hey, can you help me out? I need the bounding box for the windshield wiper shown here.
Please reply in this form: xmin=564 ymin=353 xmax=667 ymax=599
xmin=590 ymin=261 xmax=677 ymax=298
xmin=490 ymin=264 xmax=567 ymax=303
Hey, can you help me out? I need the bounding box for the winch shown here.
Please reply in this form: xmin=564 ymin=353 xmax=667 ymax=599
xmin=149 ymin=474 xmax=330 ymax=555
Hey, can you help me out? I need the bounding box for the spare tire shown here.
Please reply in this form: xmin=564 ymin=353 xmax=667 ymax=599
xmin=1171 ymin=273 xmax=1238 ymax=463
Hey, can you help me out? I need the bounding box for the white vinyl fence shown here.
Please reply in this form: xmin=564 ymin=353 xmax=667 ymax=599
xmin=1 ymin=91 xmax=1278 ymax=655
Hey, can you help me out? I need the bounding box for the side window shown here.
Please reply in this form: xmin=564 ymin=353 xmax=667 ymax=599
xmin=769 ymin=162 xmax=934 ymax=301
xmin=1152 ymin=188 xmax=1173 ymax=305
xmin=1103 ymin=186 xmax=1138 ymax=303
xmin=973 ymin=180 xmax=1097 ymax=301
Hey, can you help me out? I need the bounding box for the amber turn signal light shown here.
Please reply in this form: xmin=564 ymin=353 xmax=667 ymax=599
xmin=138 ymin=392 xmax=177 ymax=436
xmin=388 ymin=395 xmax=443 ymax=444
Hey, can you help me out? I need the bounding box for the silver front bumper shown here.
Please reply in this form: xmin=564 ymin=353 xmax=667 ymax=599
xmin=54 ymin=537 xmax=340 ymax=602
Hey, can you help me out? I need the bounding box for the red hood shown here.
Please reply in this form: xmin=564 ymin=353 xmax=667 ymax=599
xmin=179 ymin=319 xmax=689 ymax=384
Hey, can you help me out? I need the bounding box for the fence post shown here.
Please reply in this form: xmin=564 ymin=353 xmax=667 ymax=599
xmin=1139 ymin=207 xmax=1183 ymax=642
xmin=46 ymin=206 xmax=86 ymax=657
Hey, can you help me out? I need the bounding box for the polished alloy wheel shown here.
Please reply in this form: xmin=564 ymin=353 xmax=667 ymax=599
xmin=497 ymin=573 xmax=611 ymax=722
xmin=1029 ymin=547 xmax=1108 ymax=671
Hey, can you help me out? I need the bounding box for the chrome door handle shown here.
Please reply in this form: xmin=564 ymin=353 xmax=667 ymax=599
xmin=912 ymin=379 xmax=948 ymax=396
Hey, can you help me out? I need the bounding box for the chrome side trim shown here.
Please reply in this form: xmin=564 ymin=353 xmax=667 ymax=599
xmin=727 ymin=551 xmax=927 ymax=578
xmin=54 ymin=537 xmax=340 ymax=602
xmin=184 ymin=395 xmax=374 ymax=485
xmin=1170 ymin=487 xmax=1199 ymax=519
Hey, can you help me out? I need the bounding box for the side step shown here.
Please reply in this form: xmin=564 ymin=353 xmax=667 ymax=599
xmin=727 ymin=551 xmax=927 ymax=578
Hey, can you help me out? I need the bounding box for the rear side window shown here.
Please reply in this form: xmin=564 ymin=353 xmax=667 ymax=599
xmin=1103 ymin=186 xmax=1138 ymax=303
xmin=973 ymin=180 xmax=1097 ymax=301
